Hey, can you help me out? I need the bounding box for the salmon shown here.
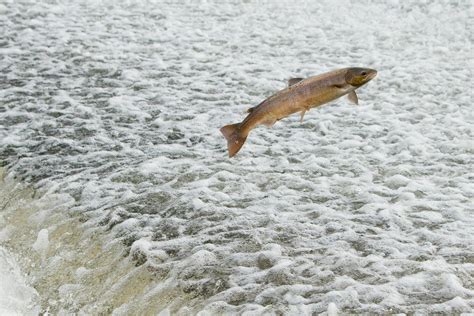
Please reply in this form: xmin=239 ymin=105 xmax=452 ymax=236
xmin=220 ymin=67 xmax=377 ymax=157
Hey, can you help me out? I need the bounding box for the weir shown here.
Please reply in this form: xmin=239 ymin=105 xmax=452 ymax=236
xmin=0 ymin=168 xmax=190 ymax=315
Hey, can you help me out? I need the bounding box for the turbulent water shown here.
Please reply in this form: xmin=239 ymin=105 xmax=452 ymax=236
xmin=1 ymin=0 xmax=473 ymax=314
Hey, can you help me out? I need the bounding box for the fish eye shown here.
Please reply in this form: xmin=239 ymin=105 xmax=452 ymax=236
xmin=361 ymin=71 xmax=367 ymax=76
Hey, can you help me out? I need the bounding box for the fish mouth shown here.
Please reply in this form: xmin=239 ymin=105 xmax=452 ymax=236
xmin=367 ymin=70 xmax=377 ymax=80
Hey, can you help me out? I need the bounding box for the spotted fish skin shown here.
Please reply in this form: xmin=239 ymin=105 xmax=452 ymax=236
xmin=220 ymin=67 xmax=377 ymax=157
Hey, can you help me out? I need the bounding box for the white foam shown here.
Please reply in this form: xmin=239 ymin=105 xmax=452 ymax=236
xmin=0 ymin=247 xmax=40 ymax=315
xmin=0 ymin=0 xmax=472 ymax=314
xmin=32 ymin=229 xmax=49 ymax=263
xmin=327 ymin=302 xmax=338 ymax=316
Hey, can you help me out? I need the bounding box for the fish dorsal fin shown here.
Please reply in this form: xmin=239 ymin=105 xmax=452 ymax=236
xmin=348 ymin=91 xmax=359 ymax=105
xmin=288 ymin=77 xmax=304 ymax=87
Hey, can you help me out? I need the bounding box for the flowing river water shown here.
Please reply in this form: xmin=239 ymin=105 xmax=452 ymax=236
xmin=0 ymin=0 xmax=473 ymax=314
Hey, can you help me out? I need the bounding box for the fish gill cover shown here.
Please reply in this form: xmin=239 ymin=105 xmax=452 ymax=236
xmin=0 ymin=0 xmax=473 ymax=314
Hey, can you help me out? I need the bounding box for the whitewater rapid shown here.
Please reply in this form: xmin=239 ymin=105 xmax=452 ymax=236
xmin=0 ymin=0 xmax=473 ymax=314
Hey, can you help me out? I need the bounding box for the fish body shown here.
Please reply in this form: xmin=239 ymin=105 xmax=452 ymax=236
xmin=220 ymin=67 xmax=377 ymax=157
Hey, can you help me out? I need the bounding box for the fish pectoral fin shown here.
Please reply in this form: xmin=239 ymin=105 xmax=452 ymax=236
xmin=300 ymin=110 xmax=306 ymax=123
xmin=288 ymin=77 xmax=304 ymax=87
xmin=348 ymin=91 xmax=359 ymax=105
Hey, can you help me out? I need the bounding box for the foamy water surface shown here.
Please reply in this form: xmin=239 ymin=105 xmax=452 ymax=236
xmin=0 ymin=0 xmax=473 ymax=314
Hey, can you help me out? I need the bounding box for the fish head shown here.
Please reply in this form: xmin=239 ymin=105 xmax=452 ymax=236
xmin=345 ymin=68 xmax=377 ymax=86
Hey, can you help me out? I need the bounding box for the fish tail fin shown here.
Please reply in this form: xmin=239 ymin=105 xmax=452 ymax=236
xmin=220 ymin=123 xmax=247 ymax=158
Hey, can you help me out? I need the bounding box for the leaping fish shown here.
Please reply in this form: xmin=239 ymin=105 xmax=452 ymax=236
xmin=220 ymin=67 xmax=377 ymax=157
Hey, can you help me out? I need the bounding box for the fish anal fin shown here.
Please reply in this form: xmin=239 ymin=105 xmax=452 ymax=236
xmin=288 ymin=78 xmax=304 ymax=87
xmin=348 ymin=91 xmax=359 ymax=105
xmin=261 ymin=118 xmax=277 ymax=127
